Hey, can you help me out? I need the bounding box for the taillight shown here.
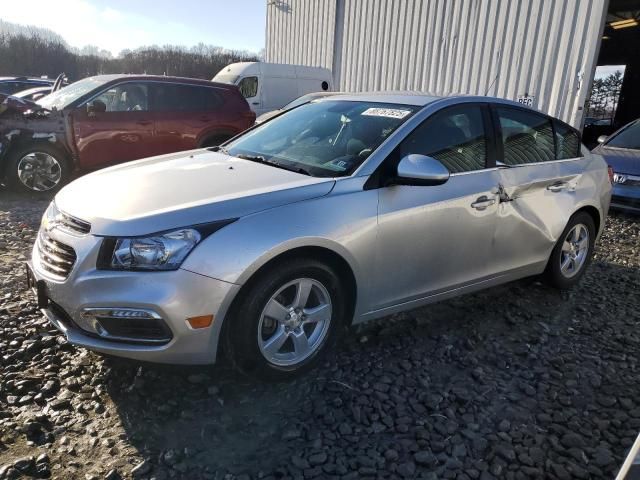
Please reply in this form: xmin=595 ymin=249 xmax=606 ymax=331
xmin=608 ymin=165 xmax=615 ymax=184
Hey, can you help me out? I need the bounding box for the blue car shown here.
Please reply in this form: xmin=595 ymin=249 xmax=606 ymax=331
xmin=593 ymin=118 xmax=640 ymax=214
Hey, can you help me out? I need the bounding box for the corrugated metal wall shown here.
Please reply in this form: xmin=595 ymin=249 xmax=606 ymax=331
xmin=265 ymin=0 xmax=608 ymax=128
xmin=265 ymin=0 xmax=337 ymax=70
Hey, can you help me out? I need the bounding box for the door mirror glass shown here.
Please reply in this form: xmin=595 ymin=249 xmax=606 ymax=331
xmin=597 ymin=135 xmax=608 ymax=144
xmin=396 ymin=154 xmax=450 ymax=186
xmin=86 ymin=99 xmax=107 ymax=116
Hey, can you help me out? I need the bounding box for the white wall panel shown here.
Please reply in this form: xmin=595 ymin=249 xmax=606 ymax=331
xmin=265 ymin=0 xmax=608 ymax=128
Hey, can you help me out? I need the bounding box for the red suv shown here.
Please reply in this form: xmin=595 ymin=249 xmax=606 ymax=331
xmin=0 ymin=74 xmax=255 ymax=193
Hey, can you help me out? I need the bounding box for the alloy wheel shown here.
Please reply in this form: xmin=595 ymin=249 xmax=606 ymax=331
xmin=258 ymin=278 xmax=332 ymax=367
xmin=560 ymin=223 xmax=590 ymax=278
xmin=17 ymin=152 xmax=62 ymax=192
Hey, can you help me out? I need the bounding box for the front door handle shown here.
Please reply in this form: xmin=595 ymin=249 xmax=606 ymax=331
xmin=547 ymin=182 xmax=569 ymax=192
xmin=136 ymin=120 xmax=152 ymax=126
xmin=471 ymin=196 xmax=496 ymax=210
xmin=251 ymin=102 xmax=260 ymax=105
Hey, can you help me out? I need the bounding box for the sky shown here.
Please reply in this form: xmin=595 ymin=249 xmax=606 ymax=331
xmin=594 ymin=65 xmax=626 ymax=80
xmin=1 ymin=0 xmax=267 ymax=55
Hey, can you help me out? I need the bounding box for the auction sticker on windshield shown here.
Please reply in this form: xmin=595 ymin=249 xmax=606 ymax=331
xmin=361 ymin=107 xmax=412 ymax=119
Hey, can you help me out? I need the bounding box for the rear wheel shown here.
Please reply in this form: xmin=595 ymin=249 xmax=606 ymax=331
xmin=200 ymin=135 xmax=232 ymax=148
xmin=544 ymin=212 xmax=596 ymax=289
xmin=5 ymin=143 xmax=70 ymax=194
xmin=224 ymin=259 xmax=345 ymax=380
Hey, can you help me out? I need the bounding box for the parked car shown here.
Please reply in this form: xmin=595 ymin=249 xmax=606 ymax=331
xmin=0 ymin=74 xmax=255 ymax=193
xmin=27 ymin=93 xmax=611 ymax=380
xmin=0 ymin=76 xmax=54 ymax=96
xmin=213 ymin=62 xmax=332 ymax=116
xmin=13 ymin=85 xmax=53 ymax=102
xmin=592 ymin=118 xmax=640 ymax=213
xmin=255 ymin=91 xmax=339 ymax=125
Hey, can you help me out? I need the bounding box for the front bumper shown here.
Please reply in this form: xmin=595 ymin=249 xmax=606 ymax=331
xmin=29 ymin=230 xmax=239 ymax=364
xmin=611 ymin=183 xmax=640 ymax=213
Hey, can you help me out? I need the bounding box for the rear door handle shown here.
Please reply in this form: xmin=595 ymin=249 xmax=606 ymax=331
xmin=547 ymin=182 xmax=569 ymax=192
xmin=251 ymin=102 xmax=260 ymax=105
xmin=136 ymin=120 xmax=152 ymax=126
xmin=471 ymin=196 xmax=496 ymax=210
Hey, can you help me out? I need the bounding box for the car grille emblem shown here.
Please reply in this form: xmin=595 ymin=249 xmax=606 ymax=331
xmin=613 ymin=173 xmax=627 ymax=184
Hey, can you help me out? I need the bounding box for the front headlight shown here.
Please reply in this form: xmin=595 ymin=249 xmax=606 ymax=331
xmin=99 ymin=220 xmax=235 ymax=271
xmin=110 ymin=228 xmax=201 ymax=271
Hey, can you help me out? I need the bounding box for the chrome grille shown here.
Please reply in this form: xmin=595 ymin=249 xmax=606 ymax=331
xmin=58 ymin=211 xmax=91 ymax=235
xmin=37 ymin=232 xmax=76 ymax=279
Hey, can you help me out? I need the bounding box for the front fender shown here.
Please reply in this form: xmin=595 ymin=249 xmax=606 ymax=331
xmin=180 ymin=178 xmax=379 ymax=317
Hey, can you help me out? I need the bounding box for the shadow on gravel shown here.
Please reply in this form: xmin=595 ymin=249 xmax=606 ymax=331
xmin=103 ymin=259 xmax=639 ymax=478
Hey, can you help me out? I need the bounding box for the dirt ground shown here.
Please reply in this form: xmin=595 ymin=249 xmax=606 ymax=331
xmin=0 ymin=193 xmax=638 ymax=479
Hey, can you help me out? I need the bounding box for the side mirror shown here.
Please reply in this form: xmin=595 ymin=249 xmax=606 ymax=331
xmin=395 ymin=154 xmax=450 ymax=186
xmin=597 ymin=135 xmax=608 ymax=144
xmin=86 ymin=99 xmax=106 ymax=116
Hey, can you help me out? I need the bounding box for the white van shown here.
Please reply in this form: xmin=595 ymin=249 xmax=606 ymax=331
xmin=212 ymin=62 xmax=333 ymax=116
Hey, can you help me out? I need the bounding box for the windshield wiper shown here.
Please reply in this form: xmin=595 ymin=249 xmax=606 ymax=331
xmin=236 ymin=154 xmax=312 ymax=176
xmin=209 ymin=145 xmax=229 ymax=154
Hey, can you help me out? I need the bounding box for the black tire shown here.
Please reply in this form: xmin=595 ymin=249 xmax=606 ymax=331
xmin=224 ymin=258 xmax=346 ymax=380
xmin=5 ymin=143 xmax=71 ymax=195
xmin=543 ymin=211 xmax=596 ymax=289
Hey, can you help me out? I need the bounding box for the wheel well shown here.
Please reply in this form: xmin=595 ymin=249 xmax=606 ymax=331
xmin=199 ymin=132 xmax=235 ymax=148
xmin=221 ymin=246 xmax=358 ymax=352
xmin=0 ymin=139 xmax=72 ymax=177
xmin=575 ymin=205 xmax=601 ymax=233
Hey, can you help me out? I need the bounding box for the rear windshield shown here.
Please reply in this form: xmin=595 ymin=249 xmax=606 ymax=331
xmin=606 ymin=121 xmax=640 ymax=150
xmin=226 ymin=100 xmax=417 ymax=177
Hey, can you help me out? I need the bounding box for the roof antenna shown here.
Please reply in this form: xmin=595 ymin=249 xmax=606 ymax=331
xmin=484 ymin=50 xmax=502 ymax=96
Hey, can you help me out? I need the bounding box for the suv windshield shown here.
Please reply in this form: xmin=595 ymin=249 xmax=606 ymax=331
xmin=226 ymin=100 xmax=417 ymax=177
xmin=37 ymin=77 xmax=110 ymax=110
xmin=606 ymin=121 xmax=640 ymax=150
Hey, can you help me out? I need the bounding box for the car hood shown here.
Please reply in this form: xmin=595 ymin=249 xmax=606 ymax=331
xmin=594 ymin=146 xmax=640 ymax=175
xmin=55 ymin=149 xmax=335 ymax=236
xmin=0 ymin=93 xmax=47 ymax=116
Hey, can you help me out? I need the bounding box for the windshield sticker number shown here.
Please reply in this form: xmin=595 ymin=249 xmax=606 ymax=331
xmin=361 ymin=108 xmax=411 ymax=119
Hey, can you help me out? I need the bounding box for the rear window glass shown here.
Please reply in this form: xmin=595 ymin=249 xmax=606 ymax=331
xmin=497 ymin=107 xmax=555 ymax=165
xmin=153 ymin=84 xmax=223 ymax=112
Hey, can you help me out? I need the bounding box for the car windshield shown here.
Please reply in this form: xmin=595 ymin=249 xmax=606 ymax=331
xmin=226 ymin=100 xmax=417 ymax=177
xmin=282 ymin=93 xmax=327 ymax=110
xmin=606 ymin=121 xmax=640 ymax=150
xmin=212 ymin=74 xmax=239 ymax=85
xmin=37 ymin=77 xmax=109 ymax=110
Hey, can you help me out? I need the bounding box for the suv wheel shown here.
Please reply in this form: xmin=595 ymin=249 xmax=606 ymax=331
xmin=6 ymin=143 xmax=70 ymax=194
xmin=544 ymin=212 xmax=596 ymax=289
xmin=224 ymin=258 xmax=345 ymax=380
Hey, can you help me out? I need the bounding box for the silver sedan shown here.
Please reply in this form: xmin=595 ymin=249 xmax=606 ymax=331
xmin=28 ymin=93 xmax=612 ymax=379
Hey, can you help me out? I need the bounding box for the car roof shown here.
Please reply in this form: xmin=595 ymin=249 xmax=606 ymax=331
xmin=0 ymin=76 xmax=53 ymax=82
xmin=318 ymin=91 xmax=532 ymax=109
xmin=84 ymin=74 xmax=236 ymax=89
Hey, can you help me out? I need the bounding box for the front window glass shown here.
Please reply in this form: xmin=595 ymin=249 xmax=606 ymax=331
xmin=399 ymin=105 xmax=487 ymax=173
xmin=38 ymin=77 xmax=109 ymax=110
xmin=606 ymin=121 xmax=640 ymax=150
xmin=92 ymin=83 xmax=149 ymax=112
xmin=238 ymin=76 xmax=258 ymax=98
xmin=226 ymin=100 xmax=417 ymax=177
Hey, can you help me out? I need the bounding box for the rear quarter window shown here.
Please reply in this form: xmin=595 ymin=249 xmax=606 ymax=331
xmin=554 ymin=120 xmax=581 ymax=159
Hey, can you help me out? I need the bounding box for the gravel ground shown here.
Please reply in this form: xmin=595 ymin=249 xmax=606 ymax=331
xmin=0 ymin=193 xmax=638 ymax=480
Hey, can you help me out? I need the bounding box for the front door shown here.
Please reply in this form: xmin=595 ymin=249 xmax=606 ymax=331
xmin=72 ymin=82 xmax=155 ymax=169
xmin=374 ymin=103 xmax=501 ymax=310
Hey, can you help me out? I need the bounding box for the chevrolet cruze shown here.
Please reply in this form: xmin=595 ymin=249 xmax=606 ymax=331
xmin=27 ymin=93 xmax=612 ymax=379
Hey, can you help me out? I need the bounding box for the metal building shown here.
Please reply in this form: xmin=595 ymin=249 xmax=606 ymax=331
xmin=265 ymin=0 xmax=637 ymax=131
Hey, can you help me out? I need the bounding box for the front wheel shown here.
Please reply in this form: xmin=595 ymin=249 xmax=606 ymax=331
xmin=5 ymin=143 xmax=71 ymax=194
xmin=543 ymin=212 xmax=596 ymax=289
xmin=224 ymin=259 xmax=345 ymax=380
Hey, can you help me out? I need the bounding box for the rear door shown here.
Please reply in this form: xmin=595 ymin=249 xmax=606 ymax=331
xmin=72 ymin=82 xmax=155 ymax=169
xmin=490 ymin=105 xmax=585 ymax=274
xmin=374 ymin=103 xmax=501 ymax=310
xmin=151 ymin=82 xmax=226 ymax=153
